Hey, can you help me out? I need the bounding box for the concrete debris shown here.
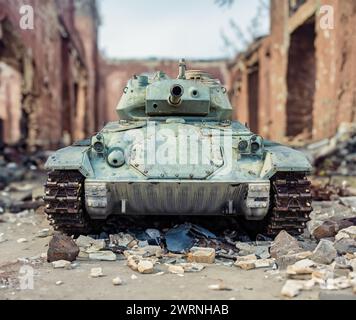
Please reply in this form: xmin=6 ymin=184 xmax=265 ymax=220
xmin=333 ymin=238 xmax=356 ymax=255
xmin=112 ymin=277 xmax=123 ymax=286
xmin=286 ymin=259 xmax=315 ymax=278
xmin=236 ymin=254 xmax=258 ymax=262
xmin=47 ymin=233 xmax=80 ymax=263
xmin=234 ymin=260 xmax=256 ymax=270
xmin=311 ymin=240 xmax=337 ymax=265
xmin=312 ymin=220 xmax=353 ymax=241
xmin=52 ymin=260 xmax=72 ymax=269
xmin=335 ymin=226 xmax=356 ymax=241
xmin=187 ymin=247 xmax=215 ymax=264
xmin=235 ymin=242 xmax=256 ymax=256
xmin=36 ymin=228 xmax=53 ymax=238
xmin=89 ymin=251 xmax=117 ymax=261
xmin=254 ymin=259 xmax=276 ymax=269
xmin=208 ymin=283 xmax=232 ymax=291
xmin=281 ymin=280 xmax=315 ymax=298
xmin=137 ymin=260 xmax=154 ymax=274
xmin=180 ymin=263 xmax=205 ymax=273
xmin=109 ymin=233 xmax=135 ymax=248
xmin=276 ymin=251 xmax=313 ymax=270
xmin=127 ymin=256 xmax=139 ymax=272
xmin=17 ymin=238 xmax=28 ymax=243
xmin=90 ymin=267 xmax=104 ymax=278
xmin=76 ymin=235 xmax=106 ymax=253
xmin=321 ymin=277 xmax=352 ymax=290
xmin=55 ymin=281 xmax=63 ymax=286
xmin=131 ymin=274 xmax=138 ymax=280
xmin=167 ymin=265 xmax=185 ymax=275
xmin=270 ymin=231 xmax=302 ymax=259
xmin=255 ymin=246 xmax=271 ymax=259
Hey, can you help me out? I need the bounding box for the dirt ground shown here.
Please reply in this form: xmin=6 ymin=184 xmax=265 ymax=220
xmin=0 ymin=205 xmax=324 ymax=301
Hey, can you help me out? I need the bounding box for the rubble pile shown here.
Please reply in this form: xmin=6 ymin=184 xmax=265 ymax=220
xmin=0 ymin=145 xmax=49 ymax=191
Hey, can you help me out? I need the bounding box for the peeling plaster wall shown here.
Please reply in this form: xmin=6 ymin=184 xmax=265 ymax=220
xmin=228 ymin=0 xmax=356 ymax=144
xmin=0 ymin=0 xmax=99 ymax=149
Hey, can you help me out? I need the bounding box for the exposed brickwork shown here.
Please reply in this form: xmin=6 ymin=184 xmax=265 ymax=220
xmin=229 ymin=0 xmax=356 ymax=143
xmin=0 ymin=0 xmax=99 ymax=149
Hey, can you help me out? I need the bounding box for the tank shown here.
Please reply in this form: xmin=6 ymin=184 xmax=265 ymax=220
xmin=44 ymin=59 xmax=313 ymax=236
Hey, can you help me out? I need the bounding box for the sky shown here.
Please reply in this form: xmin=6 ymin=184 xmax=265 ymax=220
xmin=98 ymin=0 xmax=270 ymax=60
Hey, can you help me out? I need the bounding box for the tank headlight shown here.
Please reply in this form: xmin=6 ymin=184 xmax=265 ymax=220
xmin=93 ymin=141 xmax=105 ymax=153
xmin=238 ymin=140 xmax=248 ymax=151
xmin=107 ymin=148 xmax=125 ymax=167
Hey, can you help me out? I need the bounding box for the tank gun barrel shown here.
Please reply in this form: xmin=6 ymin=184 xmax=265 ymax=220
xmin=168 ymin=84 xmax=184 ymax=106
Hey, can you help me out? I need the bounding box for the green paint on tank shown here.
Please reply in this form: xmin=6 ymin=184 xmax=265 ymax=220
xmin=44 ymin=60 xmax=313 ymax=236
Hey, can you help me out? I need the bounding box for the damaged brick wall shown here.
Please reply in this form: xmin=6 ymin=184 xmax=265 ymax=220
xmin=0 ymin=0 xmax=100 ymax=149
xmin=229 ymin=0 xmax=356 ymax=144
xmin=100 ymin=59 xmax=230 ymax=123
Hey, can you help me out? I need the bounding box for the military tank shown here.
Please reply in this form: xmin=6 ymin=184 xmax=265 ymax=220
xmin=44 ymin=60 xmax=313 ymax=237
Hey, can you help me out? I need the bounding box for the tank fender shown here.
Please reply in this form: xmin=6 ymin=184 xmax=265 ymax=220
xmin=260 ymin=145 xmax=312 ymax=179
xmin=44 ymin=146 xmax=94 ymax=178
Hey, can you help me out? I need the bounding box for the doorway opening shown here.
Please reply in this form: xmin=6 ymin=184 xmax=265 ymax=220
xmin=286 ymin=18 xmax=316 ymax=139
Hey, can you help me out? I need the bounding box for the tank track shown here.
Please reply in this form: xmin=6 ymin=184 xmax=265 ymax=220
xmin=266 ymin=172 xmax=313 ymax=236
xmin=44 ymin=170 xmax=92 ymax=236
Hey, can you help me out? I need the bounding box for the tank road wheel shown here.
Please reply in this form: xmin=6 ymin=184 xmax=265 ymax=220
xmin=266 ymin=172 xmax=313 ymax=237
xmin=44 ymin=170 xmax=93 ymax=236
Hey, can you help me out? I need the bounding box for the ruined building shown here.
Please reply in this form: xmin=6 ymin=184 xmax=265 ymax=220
xmin=228 ymin=0 xmax=356 ymax=144
xmin=0 ymin=0 xmax=100 ymax=150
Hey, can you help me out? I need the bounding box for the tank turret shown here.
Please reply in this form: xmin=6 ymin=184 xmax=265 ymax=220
xmin=117 ymin=59 xmax=232 ymax=121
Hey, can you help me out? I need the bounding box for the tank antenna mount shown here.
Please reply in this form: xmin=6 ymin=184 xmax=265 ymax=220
xmin=178 ymin=59 xmax=186 ymax=80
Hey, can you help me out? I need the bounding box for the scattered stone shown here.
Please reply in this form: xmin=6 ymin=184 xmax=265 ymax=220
xmin=109 ymin=233 xmax=135 ymax=248
xmin=56 ymin=281 xmax=63 ymax=286
xmin=334 ymin=238 xmax=356 ymax=255
xmin=235 ymin=242 xmax=255 ymax=256
xmin=131 ymin=274 xmax=138 ymax=280
xmin=154 ymin=272 xmax=165 ymax=276
xmin=276 ymin=251 xmax=313 ymax=270
xmin=254 ymin=259 xmax=275 ymax=269
xmin=322 ymin=277 xmax=352 ymax=290
xmin=187 ymin=247 xmax=215 ymax=264
xmin=208 ymin=283 xmax=232 ymax=291
xmin=112 ymin=277 xmax=123 ymax=286
xmin=335 ymin=226 xmax=356 ymax=241
xmin=281 ymin=280 xmax=305 ymax=298
xmin=127 ymin=256 xmax=139 ymax=271
xmin=287 ymin=259 xmax=315 ymax=278
xmin=270 ymin=231 xmax=302 ymax=259
xmin=76 ymin=235 xmax=94 ymax=249
xmin=77 ymin=251 xmax=89 ymax=261
xmin=312 ymin=221 xmax=339 ymax=240
xmin=52 ymin=260 xmax=72 ymax=269
xmin=47 ymin=233 xmax=79 ymax=263
xmin=36 ymin=228 xmax=53 ymax=238
xmin=137 ymin=260 xmax=154 ymax=274
xmin=234 ymin=260 xmax=256 ymax=271
xmin=17 ymin=238 xmax=28 ymax=243
xmin=180 ymin=263 xmax=205 ymax=273
xmin=90 ymin=267 xmax=104 ymax=278
xmin=235 ymin=254 xmax=257 ymax=262
xmin=311 ymin=240 xmax=337 ymax=265
xmin=255 ymin=246 xmax=271 ymax=259
xmin=89 ymin=251 xmax=117 ymax=261
xmin=168 ymin=265 xmax=185 ymax=275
